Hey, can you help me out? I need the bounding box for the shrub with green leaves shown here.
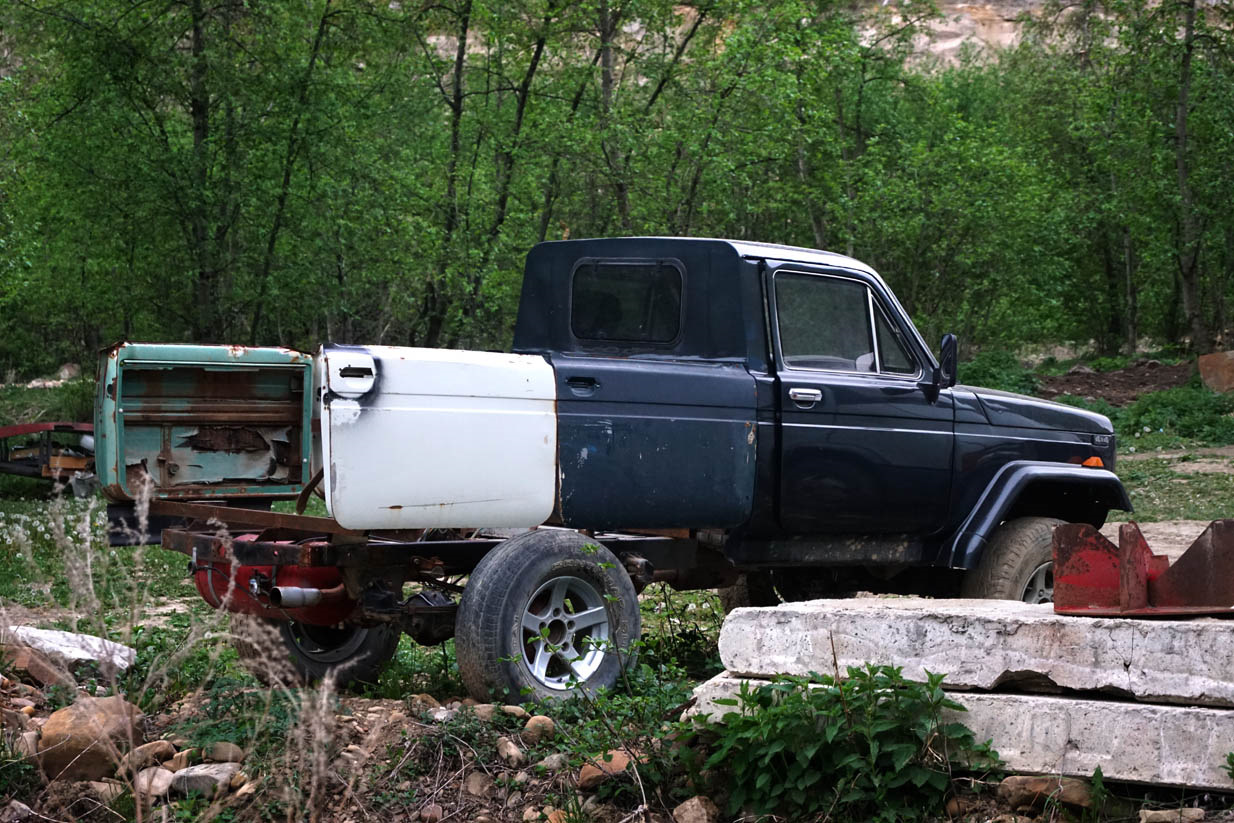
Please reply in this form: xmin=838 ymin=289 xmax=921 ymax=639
xmin=689 ymin=666 xmax=999 ymax=821
xmin=959 ymin=350 xmax=1038 ymax=395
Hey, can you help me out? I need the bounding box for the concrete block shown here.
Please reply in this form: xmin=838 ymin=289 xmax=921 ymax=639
xmin=691 ymin=673 xmax=1234 ymax=789
xmin=720 ymin=598 xmax=1234 ymax=707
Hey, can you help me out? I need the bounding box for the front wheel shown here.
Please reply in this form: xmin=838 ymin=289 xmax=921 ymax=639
xmin=961 ymin=516 xmax=1064 ymax=603
xmin=455 ymin=529 xmax=641 ymax=703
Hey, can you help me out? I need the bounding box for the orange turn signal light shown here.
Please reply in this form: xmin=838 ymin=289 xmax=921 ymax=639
xmin=1082 ymin=456 xmax=1104 ymax=468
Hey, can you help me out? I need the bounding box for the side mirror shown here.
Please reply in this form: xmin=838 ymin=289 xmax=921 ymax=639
xmin=938 ymin=333 xmax=958 ymax=389
xmin=919 ymin=333 xmax=958 ymax=403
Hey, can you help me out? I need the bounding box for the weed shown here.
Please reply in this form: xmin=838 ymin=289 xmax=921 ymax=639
xmin=687 ymin=666 xmax=1000 ymax=821
xmin=1224 ymin=752 xmax=1234 ymax=784
xmin=0 ymin=732 xmax=41 ymax=800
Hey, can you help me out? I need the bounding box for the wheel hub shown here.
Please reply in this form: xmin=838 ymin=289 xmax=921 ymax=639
xmin=521 ymin=575 xmax=611 ymax=691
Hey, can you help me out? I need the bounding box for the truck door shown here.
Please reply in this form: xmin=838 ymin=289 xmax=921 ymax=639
xmin=551 ymin=259 xmax=758 ymax=530
xmin=771 ymin=269 xmax=954 ymax=534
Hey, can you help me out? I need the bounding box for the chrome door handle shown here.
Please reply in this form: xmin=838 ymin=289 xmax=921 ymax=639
xmin=789 ymin=387 xmax=822 ymax=403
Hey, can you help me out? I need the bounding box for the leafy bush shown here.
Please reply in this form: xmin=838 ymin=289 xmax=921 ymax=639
xmin=1057 ymin=386 xmax=1234 ymax=447
xmin=688 ymin=666 xmax=999 ymax=821
xmin=1088 ymin=355 xmax=1130 ymax=373
xmin=959 ymin=350 xmax=1038 ymax=395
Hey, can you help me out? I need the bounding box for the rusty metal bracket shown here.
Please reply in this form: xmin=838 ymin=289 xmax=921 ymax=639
xmin=1053 ymin=520 xmax=1234 ymax=616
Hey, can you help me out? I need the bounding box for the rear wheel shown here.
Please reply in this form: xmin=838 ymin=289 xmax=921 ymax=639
xmin=455 ymin=529 xmax=640 ymax=703
xmin=277 ymin=621 xmax=401 ymax=687
xmin=961 ymin=516 xmax=1064 ymax=603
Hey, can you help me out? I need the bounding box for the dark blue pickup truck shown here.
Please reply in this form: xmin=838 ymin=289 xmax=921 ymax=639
xmin=100 ymin=237 xmax=1130 ymax=700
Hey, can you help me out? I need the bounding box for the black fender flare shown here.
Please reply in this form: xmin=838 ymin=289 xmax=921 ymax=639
xmin=947 ymin=460 xmax=1132 ymax=569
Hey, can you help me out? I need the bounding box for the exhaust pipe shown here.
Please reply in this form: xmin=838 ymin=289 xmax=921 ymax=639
xmin=269 ymin=584 xmax=347 ymax=609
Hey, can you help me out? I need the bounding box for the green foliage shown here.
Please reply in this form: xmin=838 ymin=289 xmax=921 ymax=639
xmin=1224 ymin=752 xmax=1234 ymax=784
xmin=365 ymin=637 xmax=465 ymax=700
xmin=172 ymin=677 xmax=300 ymax=761
xmin=959 ymin=350 xmax=1039 ymax=395
xmin=1121 ymin=387 xmax=1234 ymax=444
xmin=0 ymin=733 xmax=41 ymax=800
xmin=688 ymin=666 xmax=999 ymax=821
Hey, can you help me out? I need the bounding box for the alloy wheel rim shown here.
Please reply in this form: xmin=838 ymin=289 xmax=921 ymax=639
xmin=520 ymin=575 xmax=611 ymax=690
xmin=1021 ymin=562 xmax=1054 ymax=604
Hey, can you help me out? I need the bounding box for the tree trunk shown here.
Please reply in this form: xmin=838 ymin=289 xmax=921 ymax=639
xmin=1173 ymin=0 xmax=1209 ymax=353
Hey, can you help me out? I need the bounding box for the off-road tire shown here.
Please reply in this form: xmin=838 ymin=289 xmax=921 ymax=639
xmin=455 ymin=529 xmax=641 ymax=703
xmin=961 ymin=516 xmax=1065 ymax=602
xmin=273 ymin=621 xmax=399 ymax=690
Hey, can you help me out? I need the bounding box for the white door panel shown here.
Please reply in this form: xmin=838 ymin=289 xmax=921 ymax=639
xmin=320 ymin=345 xmax=557 ymax=530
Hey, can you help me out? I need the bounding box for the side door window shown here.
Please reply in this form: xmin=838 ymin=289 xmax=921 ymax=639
xmin=774 ymin=273 xmax=874 ymax=372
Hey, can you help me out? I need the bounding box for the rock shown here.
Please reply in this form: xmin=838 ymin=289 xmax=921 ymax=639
xmin=522 ymin=808 xmax=539 ymax=822
xmin=1199 ymin=351 xmax=1234 ymax=393
xmin=134 ymin=767 xmax=175 ymax=797
xmin=119 ymin=739 xmax=176 ymax=775
xmin=507 ymin=791 xmax=524 ymax=808
xmin=9 ymin=698 xmax=35 ymax=710
xmin=990 ymin=816 xmax=1033 ymax=823
xmin=88 ymin=780 xmax=126 ymax=802
xmin=1139 ymin=811 xmax=1205 ymax=823
xmin=235 ymin=781 xmax=259 ymax=800
xmin=427 ymin=707 xmax=456 ymax=723
xmin=1 ymin=709 xmax=29 ymax=731
xmin=464 ymin=771 xmax=494 ymax=798
xmin=38 ymin=696 xmax=143 ymax=781
xmin=502 ymin=705 xmax=529 ymax=719
xmin=15 ymin=732 xmax=38 ymax=760
xmin=545 ymin=809 xmax=567 ymax=823
xmin=0 ymin=644 xmax=74 ymax=688
xmin=204 ymin=741 xmax=244 ymax=763
xmin=408 ymin=694 xmax=441 ymax=712
xmin=0 ymin=801 xmax=32 ymax=823
xmin=512 ymin=770 xmax=530 ymax=785
xmin=419 ymin=803 xmax=444 ymax=823
xmin=497 ymin=736 xmax=525 ymax=767
xmin=472 ymin=704 xmax=498 ymax=721
xmin=694 ymin=675 xmax=1234 ymax=789
xmin=1067 ymin=363 xmax=1097 ymax=375
xmin=523 ymin=715 xmax=555 ymax=744
xmin=164 ymin=748 xmax=200 ymax=772
xmin=474 ymin=815 xmax=495 ymax=823
xmin=535 ymin=752 xmax=569 ymax=772
xmin=578 ymin=749 xmax=634 ymax=790
xmin=170 ymin=762 xmax=241 ymax=797
xmin=672 ymin=796 xmax=721 ymax=823
xmin=998 ymin=775 xmax=1091 ymax=810
xmin=717 ymin=597 xmax=1234 ymax=708
xmin=3 ymin=627 xmax=135 ymax=677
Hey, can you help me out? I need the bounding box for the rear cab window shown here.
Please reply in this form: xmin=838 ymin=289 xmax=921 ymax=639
xmin=571 ymin=260 xmax=683 ymax=344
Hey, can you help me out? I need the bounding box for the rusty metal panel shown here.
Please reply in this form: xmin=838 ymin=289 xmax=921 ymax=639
xmin=1054 ymin=520 xmax=1234 ymax=617
xmin=96 ymin=343 xmax=314 ymax=502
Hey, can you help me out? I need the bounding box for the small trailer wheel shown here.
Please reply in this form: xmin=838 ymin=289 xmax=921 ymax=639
xmin=276 ymin=621 xmax=400 ymax=688
xmin=455 ymin=529 xmax=641 ymax=702
xmin=961 ymin=516 xmax=1065 ymax=603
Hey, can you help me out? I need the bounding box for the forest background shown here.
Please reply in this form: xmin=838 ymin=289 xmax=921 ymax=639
xmin=1 ymin=0 xmax=1231 ymax=379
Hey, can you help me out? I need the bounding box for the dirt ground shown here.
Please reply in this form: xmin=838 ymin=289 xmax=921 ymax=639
xmin=1040 ymin=360 xmax=1194 ymax=405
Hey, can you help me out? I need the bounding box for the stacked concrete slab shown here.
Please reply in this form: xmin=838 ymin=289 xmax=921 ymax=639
xmin=691 ymin=598 xmax=1234 ymax=789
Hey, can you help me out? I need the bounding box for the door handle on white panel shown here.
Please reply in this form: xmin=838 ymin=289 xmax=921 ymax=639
xmin=789 ymin=387 xmax=822 ymax=404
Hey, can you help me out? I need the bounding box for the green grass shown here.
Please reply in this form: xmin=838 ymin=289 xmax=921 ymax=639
xmin=1111 ymin=457 xmax=1234 ymax=522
